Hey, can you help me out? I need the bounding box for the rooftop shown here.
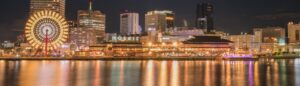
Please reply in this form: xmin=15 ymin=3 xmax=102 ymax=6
xmin=183 ymin=36 xmax=232 ymax=44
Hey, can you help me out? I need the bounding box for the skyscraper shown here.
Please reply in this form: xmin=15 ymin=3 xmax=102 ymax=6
xmin=196 ymin=3 xmax=214 ymax=33
xmin=77 ymin=0 xmax=106 ymax=44
xmin=120 ymin=12 xmax=140 ymax=35
xmin=145 ymin=10 xmax=175 ymax=33
xmin=30 ymin=0 xmax=65 ymax=16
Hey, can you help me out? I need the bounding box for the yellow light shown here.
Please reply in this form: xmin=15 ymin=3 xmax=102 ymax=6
xmin=173 ymin=42 xmax=178 ymax=47
xmin=162 ymin=42 xmax=166 ymax=46
xmin=25 ymin=10 xmax=69 ymax=50
xmin=148 ymin=42 xmax=153 ymax=47
xmin=166 ymin=17 xmax=174 ymax=20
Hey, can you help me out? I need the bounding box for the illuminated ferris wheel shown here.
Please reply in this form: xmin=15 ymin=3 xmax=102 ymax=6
xmin=25 ymin=10 xmax=69 ymax=50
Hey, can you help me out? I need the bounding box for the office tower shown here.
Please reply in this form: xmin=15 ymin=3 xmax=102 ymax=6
xmin=196 ymin=2 xmax=214 ymax=33
xmin=145 ymin=10 xmax=175 ymax=33
xmin=30 ymin=0 xmax=65 ymax=16
xmin=77 ymin=0 xmax=106 ymax=44
xmin=120 ymin=12 xmax=140 ymax=35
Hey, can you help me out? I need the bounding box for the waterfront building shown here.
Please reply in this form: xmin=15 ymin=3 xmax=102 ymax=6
xmin=145 ymin=10 xmax=175 ymax=33
xmin=1 ymin=41 xmax=15 ymax=49
xmin=253 ymin=29 xmax=263 ymax=43
xmin=75 ymin=36 xmax=232 ymax=57
xmin=146 ymin=28 xmax=159 ymax=43
xmin=196 ymin=2 xmax=214 ymax=33
xmin=288 ymin=22 xmax=300 ymax=44
xmin=182 ymin=36 xmax=232 ymax=56
xmin=104 ymin=33 xmax=118 ymax=42
xmin=163 ymin=27 xmax=204 ymax=43
xmin=105 ymin=34 xmax=142 ymax=43
xmin=228 ymin=33 xmax=259 ymax=53
xmin=168 ymin=27 xmax=204 ymax=36
xmin=120 ymin=12 xmax=141 ymax=35
xmin=253 ymin=27 xmax=285 ymax=44
xmin=30 ymin=0 xmax=65 ymax=16
xmin=214 ymin=31 xmax=229 ymax=39
xmin=77 ymin=0 xmax=106 ymax=44
xmin=69 ymin=27 xmax=96 ymax=49
xmin=161 ymin=35 xmax=193 ymax=43
xmin=252 ymin=27 xmax=287 ymax=53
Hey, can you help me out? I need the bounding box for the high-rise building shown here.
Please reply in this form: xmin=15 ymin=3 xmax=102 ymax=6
xmin=120 ymin=12 xmax=140 ymax=35
xmin=77 ymin=0 xmax=106 ymax=44
xmin=70 ymin=27 xmax=96 ymax=49
xmin=253 ymin=27 xmax=285 ymax=43
xmin=196 ymin=3 xmax=214 ymax=33
xmin=145 ymin=10 xmax=175 ymax=33
xmin=30 ymin=0 xmax=65 ymax=16
xmin=288 ymin=22 xmax=300 ymax=44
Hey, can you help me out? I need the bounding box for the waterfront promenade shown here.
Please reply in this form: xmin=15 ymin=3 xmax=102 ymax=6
xmin=0 ymin=57 xmax=219 ymax=60
xmin=0 ymin=56 xmax=297 ymax=61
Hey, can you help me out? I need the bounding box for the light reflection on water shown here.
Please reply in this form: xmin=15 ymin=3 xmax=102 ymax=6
xmin=0 ymin=59 xmax=300 ymax=86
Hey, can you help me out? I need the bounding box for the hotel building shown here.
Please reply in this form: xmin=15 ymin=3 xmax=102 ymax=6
xmin=120 ymin=12 xmax=141 ymax=35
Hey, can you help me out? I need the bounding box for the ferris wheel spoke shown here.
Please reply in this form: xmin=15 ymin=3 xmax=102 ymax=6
xmin=25 ymin=10 xmax=68 ymax=52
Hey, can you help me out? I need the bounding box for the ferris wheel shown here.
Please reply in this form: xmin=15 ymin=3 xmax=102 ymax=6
xmin=25 ymin=10 xmax=69 ymax=51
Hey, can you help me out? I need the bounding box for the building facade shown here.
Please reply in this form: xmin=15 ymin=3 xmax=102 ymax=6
xmin=168 ymin=28 xmax=204 ymax=36
xmin=196 ymin=3 xmax=214 ymax=33
xmin=253 ymin=29 xmax=263 ymax=43
xmin=253 ymin=27 xmax=285 ymax=44
xmin=77 ymin=0 xmax=106 ymax=44
xmin=120 ymin=12 xmax=140 ymax=35
xmin=30 ymin=0 xmax=65 ymax=16
xmin=253 ymin=27 xmax=286 ymax=53
xmin=228 ymin=33 xmax=259 ymax=52
xmin=288 ymin=22 xmax=300 ymax=44
xmin=145 ymin=10 xmax=175 ymax=33
xmin=69 ymin=27 xmax=96 ymax=49
xmin=76 ymin=36 xmax=232 ymax=57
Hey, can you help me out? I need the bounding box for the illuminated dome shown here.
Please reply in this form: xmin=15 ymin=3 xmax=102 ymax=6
xmin=25 ymin=10 xmax=69 ymax=50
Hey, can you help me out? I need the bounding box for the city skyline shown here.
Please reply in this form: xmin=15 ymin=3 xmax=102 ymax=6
xmin=1 ymin=0 xmax=300 ymax=41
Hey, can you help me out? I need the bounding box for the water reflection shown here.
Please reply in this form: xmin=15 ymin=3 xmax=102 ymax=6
xmin=0 ymin=59 xmax=299 ymax=86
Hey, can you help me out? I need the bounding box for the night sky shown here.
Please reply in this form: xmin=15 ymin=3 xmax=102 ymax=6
xmin=1 ymin=0 xmax=300 ymax=41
